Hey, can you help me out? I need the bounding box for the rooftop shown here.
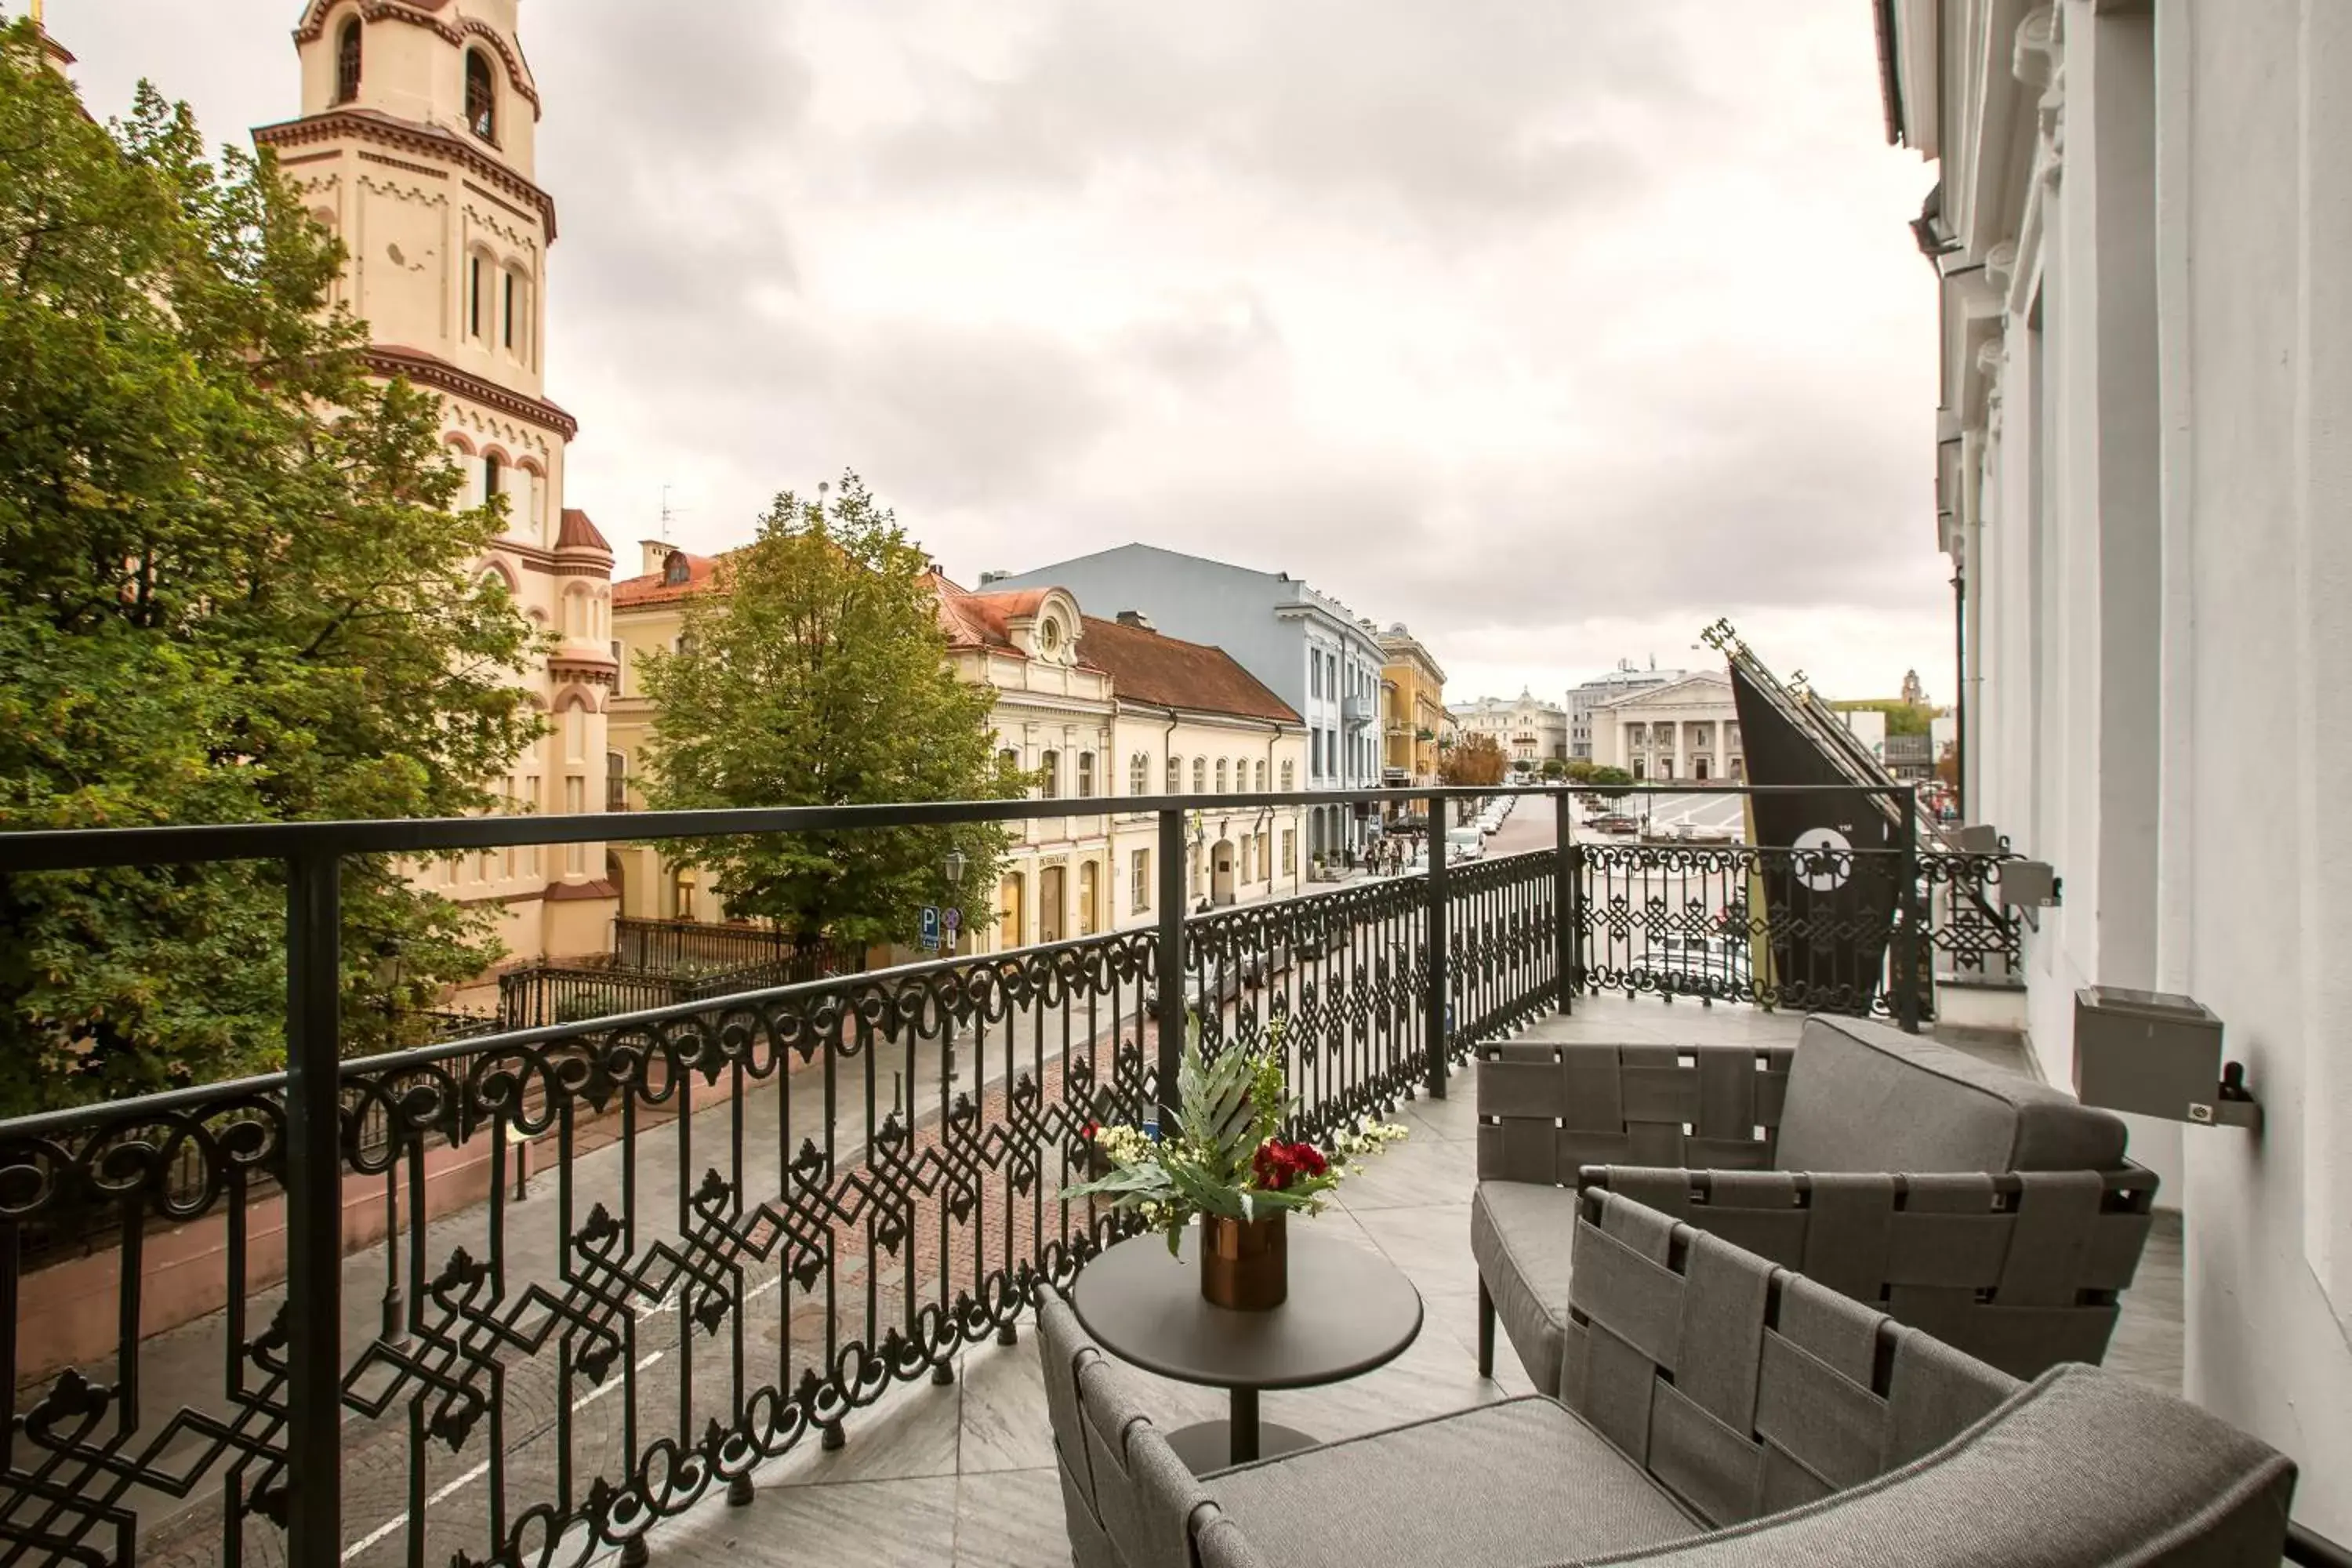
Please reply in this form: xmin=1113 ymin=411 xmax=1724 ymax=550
xmin=1076 ymin=613 xmax=1299 ymax=724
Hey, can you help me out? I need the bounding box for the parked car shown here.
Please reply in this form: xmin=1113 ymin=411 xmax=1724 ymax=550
xmin=1638 ymin=935 xmax=1750 ymax=993
xmin=1445 ymin=826 xmax=1486 ymax=862
xmin=1591 ymin=813 xmax=1641 ymax=836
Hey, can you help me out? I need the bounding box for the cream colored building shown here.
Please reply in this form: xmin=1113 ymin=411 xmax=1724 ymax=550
xmin=1076 ymin=610 xmax=1308 ymax=926
xmin=1446 ymin=688 xmax=1569 ymax=768
xmin=607 ymin=555 xmax=1306 ymax=953
xmin=1587 ymin=672 xmax=1744 ymax=784
xmin=259 ymin=0 xmax=618 ymax=969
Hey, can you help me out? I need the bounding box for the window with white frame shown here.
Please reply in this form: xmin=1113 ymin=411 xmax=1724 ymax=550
xmin=1131 ymin=848 xmax=1150 ymax=912
xmin=1129 ymin=753 xmax=1149 ymax=796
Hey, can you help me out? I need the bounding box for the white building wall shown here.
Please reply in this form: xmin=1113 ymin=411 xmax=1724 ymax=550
xmin=1895 ymin=0 xmax=2352 ymax=1531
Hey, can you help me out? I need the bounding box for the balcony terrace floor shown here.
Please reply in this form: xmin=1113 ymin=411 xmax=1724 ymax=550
xmin=626 ymin=996 xmax=2185 ymax=1568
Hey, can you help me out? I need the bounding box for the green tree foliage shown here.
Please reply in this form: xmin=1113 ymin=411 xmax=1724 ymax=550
xmin=0 ymin=29 xmax=543 ymax=1114
xmin=1832 ymin=699 xmax=1936 ymax=737
xmin=641 ymin=475 xmax=1023 ymax=949
xmin=1539 ymin=757 xmax=1567 ymax=781
xmin=1437 ymin=733 xmax=1508 ymax=787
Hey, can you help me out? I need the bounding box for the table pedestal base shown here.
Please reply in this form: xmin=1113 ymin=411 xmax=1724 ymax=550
xmin=1164 ymin=1419 xmax=1316 ymax=1474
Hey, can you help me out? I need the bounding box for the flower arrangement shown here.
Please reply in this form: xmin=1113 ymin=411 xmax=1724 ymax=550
xmin=1062 ymin=1018 xmax=1408 ymax=1258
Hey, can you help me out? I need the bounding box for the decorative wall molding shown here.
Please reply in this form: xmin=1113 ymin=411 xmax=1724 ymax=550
xmin=256 ymin=110 xmax=557 ymax=238
xmin=371 ymin=344 xmax=578 ymax=437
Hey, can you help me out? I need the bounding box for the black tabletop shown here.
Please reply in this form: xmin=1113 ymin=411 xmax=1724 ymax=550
xmin=1070 ymin=1227 xmax=1424 ymax=1392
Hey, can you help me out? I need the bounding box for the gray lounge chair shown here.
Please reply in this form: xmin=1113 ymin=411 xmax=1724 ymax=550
xmin=1474 ymin=1012 xmax=2159 ymax=1391
xmin=1038 ymin=1190 xmax=2296 ymax=1568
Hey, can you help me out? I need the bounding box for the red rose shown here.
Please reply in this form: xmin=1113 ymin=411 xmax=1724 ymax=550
xmin=1082 ymin=1121 xmax=1101 ymax=1139
xmin=1252 ymin=1139 xmax=1327 ymax=1191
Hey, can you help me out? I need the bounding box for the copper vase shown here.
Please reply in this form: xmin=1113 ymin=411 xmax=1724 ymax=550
xmin=1200 ymin=1212 xmax=1287 ymax=1310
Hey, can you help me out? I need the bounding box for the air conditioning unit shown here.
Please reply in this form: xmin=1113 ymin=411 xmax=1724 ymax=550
xmin=1998 ymin=860 xmax=2059 ymax=909
xmin=1955 ymin=823 xmax=2001 ymax=854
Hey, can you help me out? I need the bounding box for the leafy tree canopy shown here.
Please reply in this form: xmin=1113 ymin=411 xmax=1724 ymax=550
xmin=1831 ymin=699 xmax=1937 ymax=737
xmin=641 ymin=475 xmax=1023 ymax=948
xmin=1438 ymin=733 xmax=1507 ymax=787
xmin=0 ymin=28 xmax=542 ymax=1114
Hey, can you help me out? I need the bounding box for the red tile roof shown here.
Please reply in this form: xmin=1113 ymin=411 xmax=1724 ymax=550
xmin=1076 ymin=615 xmax=1300 ymax=724
xmin=555 ymin=507 xmax=611 ymax=554
xmin=612 ymin=549 xmax=728 ymax=608
xmin=928 ymin=574 xmax=1056 ymax=654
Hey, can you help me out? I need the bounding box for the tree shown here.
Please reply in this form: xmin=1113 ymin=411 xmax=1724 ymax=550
xmin=1832 ymin=698 xmax=1936 ymax=737
xmin=1437 ymin=733 xmax=1507 ymax=787
xmin=0 ymin=28 xmax=542 ymax=1114
xmin=1539 ymin=757 xmax=1567 ymax=781
xmin=1584 ymin=765 xmax=1635 ymax=800
xmin=641 ymin=475 xmax=1023 ymax=948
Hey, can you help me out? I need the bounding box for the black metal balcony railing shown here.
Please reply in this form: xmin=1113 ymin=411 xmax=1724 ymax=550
xmin=0 ymin=783 xmax=2001 ymax=1568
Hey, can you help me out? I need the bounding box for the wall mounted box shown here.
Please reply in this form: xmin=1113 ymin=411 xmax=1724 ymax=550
xmin=2074 ymin=987 xmax=2226 ymax=1123
xmin=2000 ymin=859 xmax=2059 ymax=907
xmin=1955 ymin=823 xmax=2001 ymax=854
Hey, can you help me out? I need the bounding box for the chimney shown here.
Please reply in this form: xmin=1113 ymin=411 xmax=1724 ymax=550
xmin=1116 ymin=609 xmax=1155 ymax=630
xmin=978 ymin=569 xmax=1010 ymax=587
xmin=639 ymin=539 xmax=673 ymax=575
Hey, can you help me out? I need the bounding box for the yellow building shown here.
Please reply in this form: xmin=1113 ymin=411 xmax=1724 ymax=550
xmin=259 ymin=0 xmax=619 ymax=970
xmin=1377 ymin=624 xmax=1448 ymax=789
xmin=606 ymin=554 xmax=1305 ymax=953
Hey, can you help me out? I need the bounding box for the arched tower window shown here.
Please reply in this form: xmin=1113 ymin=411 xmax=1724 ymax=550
xmin=335 ymin=17 xmax=362 ymax=103
xmin=481 ymin=452 xmax=503 ymax=512
xmin=465 ymin=50 xmax=498 ymax=142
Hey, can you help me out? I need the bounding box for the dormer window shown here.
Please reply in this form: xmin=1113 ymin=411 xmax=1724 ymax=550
xmin=335 ymin=17 xmax=362 ymax=103
xmin=662 ymin=552 xmax=691 ymax=586
xmin=465 ymin=49 xmax=498 ymax=142
xmin=1037 ymin=615 xmax=1062 ymax=658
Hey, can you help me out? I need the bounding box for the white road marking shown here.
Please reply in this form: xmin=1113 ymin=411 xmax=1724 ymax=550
xmin=339 ymin=1350 xmax=666 ymax=1563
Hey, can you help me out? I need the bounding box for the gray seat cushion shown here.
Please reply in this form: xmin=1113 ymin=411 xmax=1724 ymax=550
xmin=1776 ymin=1014 xmax=2129 ymax=1174
xmin=1471 ymin=1181 xmax=1581 ymax=1393
xmin=1204 ymin=1396 xmax=1703 ymax=1568
xmin=1578 ymin=1365 xmax=2296 ymax=1566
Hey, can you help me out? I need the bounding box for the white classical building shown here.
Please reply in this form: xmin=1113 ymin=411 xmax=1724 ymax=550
xmin=985 ymin=546 xmax=1385 ymax=866
xmin=1584 ymin=673 xmax=1743 ymax=784
xmin=1880 ymin=0 xmax=2352 ymax=1530
xmin=1566 ymin=662 xmax=1688 ymax=761
xmin=1446 ymin=689 xmax=1568 ymax=768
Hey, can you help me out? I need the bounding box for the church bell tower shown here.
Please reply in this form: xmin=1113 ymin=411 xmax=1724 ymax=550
xmin=258 ymin=2 xmax=621 ymax=969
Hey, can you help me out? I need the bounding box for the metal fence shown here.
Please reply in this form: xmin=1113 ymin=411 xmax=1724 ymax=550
xmin=496 ymin=935 xmax=857 ymax=1031
xmin=0 ymin=783 xmax=2009 ymax=1568
xmin=608 ymin=918 xmax=800 ymax=975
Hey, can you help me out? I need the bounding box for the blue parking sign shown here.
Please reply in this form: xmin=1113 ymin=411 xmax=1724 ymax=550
xmin=920 ymin=905 xmax=941 ymax=952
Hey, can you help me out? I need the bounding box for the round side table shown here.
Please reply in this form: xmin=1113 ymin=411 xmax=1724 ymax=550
xmin=1069 ymin=1225 xmax=1423 ymax=1472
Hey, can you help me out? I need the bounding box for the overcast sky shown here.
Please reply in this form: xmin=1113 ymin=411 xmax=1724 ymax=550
xmin=48 ymin=0 xmax=1947 ymax=704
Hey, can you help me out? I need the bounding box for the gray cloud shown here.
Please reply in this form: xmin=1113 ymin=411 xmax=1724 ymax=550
xmin=59 ymin=0 xmax=1947 ymax=700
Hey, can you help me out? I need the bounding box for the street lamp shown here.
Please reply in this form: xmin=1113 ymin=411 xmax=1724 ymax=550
xmin=942 ymin=848 xmax=967 ymax=888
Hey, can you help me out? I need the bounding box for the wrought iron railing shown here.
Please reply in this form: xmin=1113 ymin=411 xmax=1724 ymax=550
xmin=496 ymin=933 xmax=857 ymax=1031
xmin=608 ymin=918 xmax=798 ymax=975
xmin=0 ymin=782 xmax=2016 ymax=1568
